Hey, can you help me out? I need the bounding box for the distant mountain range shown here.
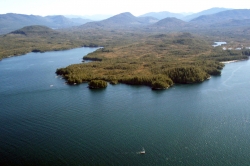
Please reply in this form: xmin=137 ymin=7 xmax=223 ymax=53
xmin=190 ymin=9 xmax=250 ymax=24
xmin=140 ymin=8 xmax=231 ymax=21
xmin=79 ymin=9 xmax=250 ymax=31
xmin=0 ymin=13 xmax=91 ymax=34
xmin=64 ymin=14 xmax=113 ymax=21
xmin=140 ymin=11 xmax=185 ymax=20
xmin=1 ymin=8 xmax=250 ymax=35
xmin=183 ymin=7 xmax=231 ymax=21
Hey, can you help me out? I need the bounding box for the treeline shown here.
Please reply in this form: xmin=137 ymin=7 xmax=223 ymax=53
xmin=198 ymin=48 xmax=249 ymax=62
xmin=118 ymin=75 xmax=173 ymax=89
xmin=56 ymin=61 xmax=221 ymax=89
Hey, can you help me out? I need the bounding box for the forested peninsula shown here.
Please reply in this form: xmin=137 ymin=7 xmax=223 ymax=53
xmin=55 ymin=32 xmax=248 ymax=89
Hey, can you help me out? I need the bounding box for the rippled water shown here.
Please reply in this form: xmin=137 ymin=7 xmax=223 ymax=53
xmin=0 ymin=48 xmax=250 ymax=165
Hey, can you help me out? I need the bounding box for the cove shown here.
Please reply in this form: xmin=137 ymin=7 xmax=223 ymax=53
xmin=1 ymin=47 xmax=250 ymax=165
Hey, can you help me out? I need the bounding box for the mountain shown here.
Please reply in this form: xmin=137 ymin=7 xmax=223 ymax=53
xmin=79 ymin=12 xmax=158 ymax=29
xmin=150 ymin=17 xmax=188 ymax=29
xmin=140 ymin=11 xmax=185 ymax=20
xmin=0 ymin=13 xmax=91 ymax=35
xmin=0 ymin=13 xmax=47 ymax=34
xmin=44 ymin=15 xmax=79 ymax=27
xmin=183 ymin=7 xmax=231 ymax=21
xmin=190 ymin=9 xmax=250 ymax=25
xmin=45 ymin=15 xmax=91 ymax=26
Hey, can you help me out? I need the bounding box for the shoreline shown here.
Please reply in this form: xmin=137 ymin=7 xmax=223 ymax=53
xmin=220 ymin=59 xmax=247 ymax=64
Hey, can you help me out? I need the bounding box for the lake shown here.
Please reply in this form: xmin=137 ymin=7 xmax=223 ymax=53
xmin=213 ymin=42 xmax=227 ymax=47
xmin=0 ymin=47 xmax=250 ymax=166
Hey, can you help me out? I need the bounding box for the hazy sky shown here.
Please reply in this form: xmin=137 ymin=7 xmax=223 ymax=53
xmin=1 ymin=0 xmax=250 ymax=16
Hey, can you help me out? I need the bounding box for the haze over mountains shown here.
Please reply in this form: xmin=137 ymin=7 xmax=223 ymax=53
xmin=183 ymin=7 xmax=231 ymax=21
xmin=1 ymin=8 xmax=250 ymax=34
xmin=78 ymin=9 xmax=250 ymax=31
xmin=65 ymin=14 xmax=113 ymax=21
xmin=190 ymin=9 xmax=250 ymax=24
xmin=139 ymin=7 xmax=230 ymax=21
xmin=140 ymin=11 xmax=185 ymax=20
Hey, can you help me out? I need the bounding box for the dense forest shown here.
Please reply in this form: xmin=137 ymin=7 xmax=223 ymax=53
xmin=55 ymin=32 xmax=248 ymax=89
xmin=88 ymin=80 xmax=108 ymax=89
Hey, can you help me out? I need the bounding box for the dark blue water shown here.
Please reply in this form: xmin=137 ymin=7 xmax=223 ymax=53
xmin=1 ymin=47 xmax=250 ymax=166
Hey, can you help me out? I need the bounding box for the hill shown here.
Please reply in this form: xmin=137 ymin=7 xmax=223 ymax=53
xmin=0 ymin=25 xmax=86 ymax=59
xmin=149 ymin=17 xmax=188 ymax=30
xmin=9 ymin=25 xmax=60 ymax=36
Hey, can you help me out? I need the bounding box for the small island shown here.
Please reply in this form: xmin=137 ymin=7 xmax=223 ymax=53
xmin=88 ymin=80 xmax=107 ymax=89
xmin=151 ymin=80 xmax=172 ymax=90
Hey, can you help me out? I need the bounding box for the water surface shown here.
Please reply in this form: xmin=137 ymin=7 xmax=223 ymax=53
xmin=0 ymin=48 xmax=250 ymax=165
xmin=213 ymin=42 xmax=227 ymax=47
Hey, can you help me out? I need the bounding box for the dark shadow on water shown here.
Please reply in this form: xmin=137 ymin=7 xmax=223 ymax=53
xmin=88 ymin=87 xmax=107 ymax=93
xmin=151 ymin=88 xmax=168 ymax=94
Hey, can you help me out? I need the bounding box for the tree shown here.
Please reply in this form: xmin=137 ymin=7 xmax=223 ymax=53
xmin=88 ymin=80 xmax=107 ymax=89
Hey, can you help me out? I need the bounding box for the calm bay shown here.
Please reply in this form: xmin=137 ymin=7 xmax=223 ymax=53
xmin=0 ymin=47 xmax=250 ymax=165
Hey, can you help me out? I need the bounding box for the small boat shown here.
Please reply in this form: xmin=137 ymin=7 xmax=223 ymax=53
xmin=140 ymin=147 xmax=145 ymax=154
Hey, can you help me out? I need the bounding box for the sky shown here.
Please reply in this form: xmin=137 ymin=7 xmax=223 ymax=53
xmin=1 ymin=0 xmax=250 ymax=16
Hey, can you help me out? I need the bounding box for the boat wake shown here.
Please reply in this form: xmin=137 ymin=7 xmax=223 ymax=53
xmin=136 ymin=147 xmax=145 ymax=154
